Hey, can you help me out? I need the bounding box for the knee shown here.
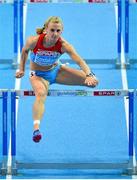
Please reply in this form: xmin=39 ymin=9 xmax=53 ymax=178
xmin=35 ymin=90 xmax=47 ymax=101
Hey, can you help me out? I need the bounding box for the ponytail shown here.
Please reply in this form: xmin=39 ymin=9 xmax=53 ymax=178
xmin=36 ymin=27 xmax=45 ymax=35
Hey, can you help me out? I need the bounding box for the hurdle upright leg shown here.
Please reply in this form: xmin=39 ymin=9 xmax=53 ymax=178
xmin=123 ymin=90 xmax=137 ymax=175
xmin=12 ymin=0 xmax=19 ymax=69
xmin=132 ymin=90 xmax=137 ymax=174
xmin=1 ymin=91 xmax=8 ymax=175
xmin=116 ymin=0 xmax=122 ymax=68
xmin=125 ymin=0 xmax=130 ymax=68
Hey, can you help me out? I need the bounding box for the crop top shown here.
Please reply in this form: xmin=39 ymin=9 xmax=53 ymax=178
xmin=30 ymin=33 xmax=63 ymax=66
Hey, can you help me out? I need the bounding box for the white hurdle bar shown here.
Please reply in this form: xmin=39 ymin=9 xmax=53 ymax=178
xmin=15 ymin=89 xmax=129 ymax=97
xmin=9 ymin=89 xmax=137 ymax=175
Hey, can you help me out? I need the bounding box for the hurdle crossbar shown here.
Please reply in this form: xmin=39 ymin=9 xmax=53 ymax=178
xmin=13 ymin=89 xmax=129 ymax=97
xmin=26 ymin=0 xmax=117 ymax=4
xmin=10 ymin=89 xmax=136 ymax=175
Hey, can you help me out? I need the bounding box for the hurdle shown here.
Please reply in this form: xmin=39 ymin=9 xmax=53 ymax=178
xmin=20 ymin=0 xmax=122 ymax=68
xmin=0 ymin=90 xmax=8 ymax=175
xmin=9 ymin=89 xmax=137 ymax=175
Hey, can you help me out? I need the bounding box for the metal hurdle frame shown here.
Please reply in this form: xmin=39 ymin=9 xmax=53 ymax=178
xmin=19 ymin=0 xmax=122 ymax=68
xmin=12 ymin=0 xmax=24 ymax=69
xmin=0 ymin=0 xmax=122 ymax=68
xmin=125 ymin=0 xmax=129 ymax=67
xmin=0 ymin=90 xmax=8 ymax=176
xmin=12 ymin=0 xmax=19 ymax=68
xmin=9 ymin=89 xmax=137 ymax=175
xmin=19 ymin=0 xmax=24 ymax=53
xmin=116 ymin=0 xmax=122 ymax=68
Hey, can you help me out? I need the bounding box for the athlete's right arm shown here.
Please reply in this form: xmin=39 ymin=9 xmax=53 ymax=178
xmin=15 ymin=36 xmax=38 ymax=78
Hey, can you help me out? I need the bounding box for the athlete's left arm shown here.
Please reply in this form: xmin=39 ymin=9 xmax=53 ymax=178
xmin=62 ymin=41 xmax=93 ymax=76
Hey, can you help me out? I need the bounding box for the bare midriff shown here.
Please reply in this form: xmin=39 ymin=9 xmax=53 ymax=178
xmin=30 ymin=60 xmax=58 ymax=71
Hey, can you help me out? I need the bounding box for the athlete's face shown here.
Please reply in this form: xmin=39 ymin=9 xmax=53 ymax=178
xmin=46 ymin=22 xmax=63 ymax=42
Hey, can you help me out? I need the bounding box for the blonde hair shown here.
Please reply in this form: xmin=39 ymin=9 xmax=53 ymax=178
xmin=36 ymin=16 xmax=63 ymax=35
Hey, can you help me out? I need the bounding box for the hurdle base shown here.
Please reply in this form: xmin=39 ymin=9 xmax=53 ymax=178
xmin=12 ymin=62 xmax=19 ymax=69
xmin=123 ymin=167 xmax=137 ymax=176
xmin=116 ymin=62 xmax=130 ymax=69
xmin=0 ymin=157 xmax=8 ymax=175
xmin=116 ymin=62 xmax=122 ymax=69
xmin=7 ymin=156 xmax=18 ymax=175
xmin=10 ymin=161 xmax=136 ymax=176
xmin=0 ymin=168 xmax=7 ymax=176
xmin=7 ymin=166 xmax=17 ymax=175
xmin=124 ymin=62 xmax=130 ymax=69
xmin=0 ymin=162 xmax=6 ymax=175
xmin=129 ymin=166 xmax=137 ymax=175
xmin=0 ymin=165 xmax=7 ymax=176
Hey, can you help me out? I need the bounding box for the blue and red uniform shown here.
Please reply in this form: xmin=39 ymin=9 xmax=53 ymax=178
xmin=30 ymin=33 xmax=64 ymax=84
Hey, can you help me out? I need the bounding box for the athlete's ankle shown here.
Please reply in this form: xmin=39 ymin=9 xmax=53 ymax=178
xmin=33 ymin=120 xmax=40 ymax=130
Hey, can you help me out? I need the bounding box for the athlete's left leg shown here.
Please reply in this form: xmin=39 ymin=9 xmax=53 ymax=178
xmin=30 ymin=75 xmax=49 ymax=142
xmin=56 ymin=65 xmax=98 ymax=87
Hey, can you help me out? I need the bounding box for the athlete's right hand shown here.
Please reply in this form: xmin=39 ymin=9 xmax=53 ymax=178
xmin=15 ymin=70 xmax=24 ymax=78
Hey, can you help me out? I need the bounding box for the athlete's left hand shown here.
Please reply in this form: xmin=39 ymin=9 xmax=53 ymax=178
xmin=84 ymin=76 xmax=99 ymax=87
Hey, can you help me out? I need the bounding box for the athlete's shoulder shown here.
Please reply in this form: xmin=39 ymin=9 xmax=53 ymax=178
xmin=61 ymin=38 xmax=74 ymax=53
xmin=60 ymin=37 xmax=68 ymax=44
xmin=27 ymin=35 xmax=40 ymax=44
xmin=25 ymin=35 xmax=40 ymax=50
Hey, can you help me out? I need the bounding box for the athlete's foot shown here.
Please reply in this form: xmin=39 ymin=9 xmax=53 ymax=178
xmin=33 ymin=129 xmax=42 ymax=143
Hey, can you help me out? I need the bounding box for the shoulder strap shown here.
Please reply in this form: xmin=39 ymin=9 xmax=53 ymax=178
xmin=33 ymin=34 xmax=45 ymax=53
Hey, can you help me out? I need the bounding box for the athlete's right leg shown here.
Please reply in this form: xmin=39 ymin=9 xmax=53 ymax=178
xmin=30 ymin=75 xmax=49 ymax=142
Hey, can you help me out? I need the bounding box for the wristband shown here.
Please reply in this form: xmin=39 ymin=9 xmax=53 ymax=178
xmin=86 ymin=72 xmax=95 ymax=77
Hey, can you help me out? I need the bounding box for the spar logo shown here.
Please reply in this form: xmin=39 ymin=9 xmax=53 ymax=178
xmin=93 ymin=91 xmax=115 ymax=96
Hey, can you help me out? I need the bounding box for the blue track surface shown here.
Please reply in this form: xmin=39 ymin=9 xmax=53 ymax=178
xmin=0 ymin=1 xmax=137 ymax=179
xmin=0 ymin=4 xmax=14 ymax=60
